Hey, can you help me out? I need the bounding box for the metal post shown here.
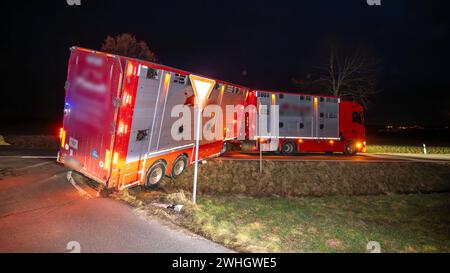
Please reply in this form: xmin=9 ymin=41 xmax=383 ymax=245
xmin=259 ymin=138 xmax=263 ymax=174
xmin=423 ymin=144 xmax=427 ymax=155
xmin=192 ymin=106 xmax=202 ymax=204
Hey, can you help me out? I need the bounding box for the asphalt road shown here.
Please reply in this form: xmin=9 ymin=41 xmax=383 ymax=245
xmin=0 ymin=151 xmax=231 ymax=253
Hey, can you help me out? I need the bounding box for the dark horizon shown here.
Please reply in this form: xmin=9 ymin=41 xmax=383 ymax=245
xmin=1 ymin=0 xmax=449 ymax=127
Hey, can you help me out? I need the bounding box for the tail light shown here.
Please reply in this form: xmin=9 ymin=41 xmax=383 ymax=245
xmin=113 ymin=152 xmax=119 ymax=166
xmin=104 ymin=150 xmax=111 ymax=170
xmin=127 ymin=63 xmax=135 ymax=77
xmin=59 ymin=128 xmax=66 ymax=148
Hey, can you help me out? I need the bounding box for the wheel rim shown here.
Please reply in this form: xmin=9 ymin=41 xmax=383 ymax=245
xmin=149 ymin=167 xmax=163 ymax=185
xmin=283 ymin=143 xmax=293 ymax=153
xmin=173 ymin=160 xmax=185 ymax=176
xmin=346 ymin=144 xmax=354 ymax=154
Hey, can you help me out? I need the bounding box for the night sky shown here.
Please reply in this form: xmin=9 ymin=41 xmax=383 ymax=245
xmin=1 ymin=0 xmax=449 ymax=127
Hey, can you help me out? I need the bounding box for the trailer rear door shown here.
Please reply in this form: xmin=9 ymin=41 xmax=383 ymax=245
xmin=60 ymin=48 xmax=123 ymax=183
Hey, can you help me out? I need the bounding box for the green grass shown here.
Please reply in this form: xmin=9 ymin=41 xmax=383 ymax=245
xmin=2 ymin=135 xmax=58 ymax=149
xmin=367 ymin=145 xmax=450 ymax=154
xmin=190 ymin=193 xmax=450 ymax=253
xmin=0 ymin=135 xmax=10 ymax=146
xmin=112 ymin=159 xmax=450 ymax=253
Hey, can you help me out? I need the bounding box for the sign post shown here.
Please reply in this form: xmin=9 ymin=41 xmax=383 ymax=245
xmin=189 ymin=75 xmax=216 ymax=204
xmin=259 ymin=137 xmax=263 ymax=174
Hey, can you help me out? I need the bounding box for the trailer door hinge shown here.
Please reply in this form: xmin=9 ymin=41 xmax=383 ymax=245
xmin=65 ymin=81 xmax=70 ymax=91
xmin=113 ymin=97 xmax=122 ymax=108
xmin=110 ymin=122 xmax=116 ymax=134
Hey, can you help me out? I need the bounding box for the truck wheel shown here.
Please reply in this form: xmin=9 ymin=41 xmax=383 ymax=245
xmin=344 ymin=142 xmax=357 ymax=156
xmin=145 ymin=161 xmax=166 ymax=188
xmin=171 ymin=155 xmax=188 ymax=179
xmin=281 ymin=141 xmax=296 ymax=155
xmin=220 ymin=142 xmax=229 ymax=156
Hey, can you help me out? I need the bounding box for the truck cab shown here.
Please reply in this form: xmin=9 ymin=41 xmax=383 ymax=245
xmin=339 ymin=101 xmax=366 ymax=154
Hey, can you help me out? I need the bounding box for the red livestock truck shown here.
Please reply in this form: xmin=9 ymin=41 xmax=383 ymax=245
xmin=58 ymin=47 xmax=366 ymax=191
xmin=241 ymin=90 xmax=366 ymax=155
xmin=58 ymin=47 xmax=248 ymax=190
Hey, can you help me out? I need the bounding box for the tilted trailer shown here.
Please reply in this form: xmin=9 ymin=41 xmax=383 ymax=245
xmin=58 ymin=47 xmax=248 ymax=190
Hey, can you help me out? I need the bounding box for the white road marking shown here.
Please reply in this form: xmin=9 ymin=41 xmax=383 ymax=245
xmin=66 ymin=171 xmax=92 ymax=199
xmin=21 ymin=156 xmax=57 ymax=159
xmin=364 ymin=153 xmax=450 ymax=163
xmin=15 ymin=161 xmax=51 ymax=171
xmin=0 ymin=156 xmax=57 ymax=159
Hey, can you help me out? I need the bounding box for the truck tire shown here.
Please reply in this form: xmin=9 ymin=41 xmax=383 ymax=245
xmin=145 ymin=161 xmax=166 ymax=189
xmin=344 ymin=142 xmax=357 ymax=156
xmin=281 ymin=141 xmax=296 ymax=155
xmin=171 ymin=155 xmax=188 ymax=179
xmin=220 ymin=142 xmax=229 ymax=156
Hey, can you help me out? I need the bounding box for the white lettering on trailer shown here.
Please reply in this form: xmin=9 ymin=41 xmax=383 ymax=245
xmin=86 ymin=55 xmax=104 ymax=66
xmin=74 ymin=77 xmax=107 ymax=94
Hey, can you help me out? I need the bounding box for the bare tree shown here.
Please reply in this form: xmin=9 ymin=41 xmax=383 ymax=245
xmin=101 ymin=33 xmax=157 ymax=62
xmin=295 ymin=43 xmax=380 ymax=108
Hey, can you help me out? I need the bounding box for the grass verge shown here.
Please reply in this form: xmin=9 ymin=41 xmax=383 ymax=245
xmin=161 ymin=160 xmax=450 ymax=197
xmin=190 ymin=193 xmax=450 ymax=252
xmin=115 ymin=189 xmax=450 ymax=253
xmin=0 ymin=135 xmax=11 ymax=146
xmin=2 ymin=135 xmax=58 ymax=149
xmin=367 ymin=145 xmax=450 ymax=154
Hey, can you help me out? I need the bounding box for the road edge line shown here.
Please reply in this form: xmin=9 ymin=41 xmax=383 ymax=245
xmin=66 ymin=171 xmax=93 ymax=199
